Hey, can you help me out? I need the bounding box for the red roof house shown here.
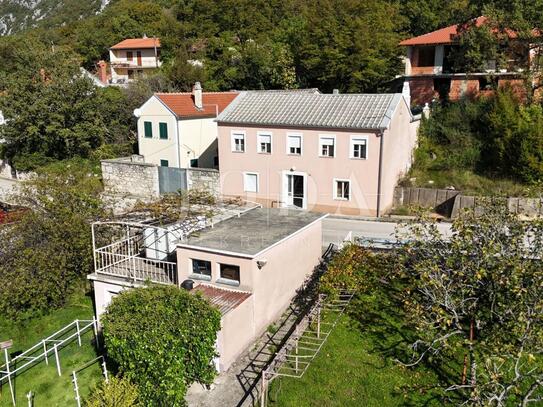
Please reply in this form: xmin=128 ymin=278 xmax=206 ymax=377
xmin=398 ymin=17 xmax=532 ymax=105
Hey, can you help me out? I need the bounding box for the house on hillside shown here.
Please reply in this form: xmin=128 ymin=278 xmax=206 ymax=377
xmin=216 ymin=91 xmax=419 ymax=217
xmin=108 ymin=37 xmax=161 ymax=84
xmin=88 ymin=206 xmax=326 ymax=372
xmin=134 ymin=83 xmax=238 ymax=169
xmin=398 ymin=16 xmax=539 ymax=105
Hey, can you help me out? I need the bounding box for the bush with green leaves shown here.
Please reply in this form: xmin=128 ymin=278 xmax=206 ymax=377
xmin=413 ymin=89 xmax=543 ymax=186
xmin=85 ymin=376 xmax=140 ymax=407
xmin=101 ymin=285 xmax=222 ymax=406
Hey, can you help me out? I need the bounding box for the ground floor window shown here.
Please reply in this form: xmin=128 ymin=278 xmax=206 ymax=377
xmin=220 ymin=264 xmax=240 ymax=284
xmin=192 ymin=259 xmax=212 ymax=279
xmin=160 ymin=159 xmax=169 ymax=167
xmin=334 ymin=179 xmax=350 ymax=200
xmin=244 ymin=172 xmax=259 ymax=193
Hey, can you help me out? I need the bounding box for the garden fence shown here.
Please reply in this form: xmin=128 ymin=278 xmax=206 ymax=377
xmin=0 ymin=318 xmax=99 ymax=406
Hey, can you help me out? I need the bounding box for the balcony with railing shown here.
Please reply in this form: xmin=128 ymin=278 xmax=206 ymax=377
xmin=93 ymin=228 xmax=178 ymax=286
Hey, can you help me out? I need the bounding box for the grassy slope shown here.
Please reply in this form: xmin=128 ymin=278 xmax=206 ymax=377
xmin=269 ymin=315 xmax=442 ymax=407
xmin=0 ymin=293 xmax=102 ymax=406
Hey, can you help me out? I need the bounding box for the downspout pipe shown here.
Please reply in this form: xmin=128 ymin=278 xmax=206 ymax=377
xmin=376 ymin=130 xmax=384 ymax=218
xmin=176 ymin=117 xmax=181 ymax=168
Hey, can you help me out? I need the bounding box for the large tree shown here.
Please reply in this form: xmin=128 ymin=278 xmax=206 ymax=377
xmin=0 ymin=160 xmax=105 ymax=319
xmin=396 ymin=203 xmax=543 ymax=404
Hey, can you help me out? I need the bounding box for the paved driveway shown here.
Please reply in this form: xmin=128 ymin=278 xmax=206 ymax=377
xmin=322 ymin=216 xmax=453 ymax=248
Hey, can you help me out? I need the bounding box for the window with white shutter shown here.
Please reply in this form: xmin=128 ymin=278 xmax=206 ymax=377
xmin=231 ymin=132 xmax=245 ymax=152
xmin=243 ymin=172 xmax=258 ymax=192
xmin=319 ymin=136 xmax=335 ymax=157
xmin=257 ymin=133 xmax=272 ymax=153
xmin=350 ymin=136 xmax=368 ymax=159
xmin=287 ymin=134 xmax=302 ymax=155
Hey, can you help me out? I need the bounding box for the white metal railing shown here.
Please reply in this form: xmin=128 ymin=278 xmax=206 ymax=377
xmin=95 ymin=235 xmax=141 ymax=272
xmin=94 ymin=235 xmax=177 ymax=285
xmin=0 ymin=318 xmax=99 ymax=405
xmin=96 ymin=255 xmax=177 ymax=285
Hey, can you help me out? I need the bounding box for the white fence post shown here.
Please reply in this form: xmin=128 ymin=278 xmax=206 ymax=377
xmin=92 ymin=316 xmax=100 ymax=349
xmin=42 ymin=340 xmax=48 ymax=365
xmin=75 ymin=320 xmax=81 ymax=347
xmin=101 ymin=357 xmax=109 ymax=383
xmin=26 ymin=391 xmax=33 ymax=407
xmin=53 ymin=343 xmax=61 ymax=376
xmin=72 ymin=371 xmax=81 ymax=407
xmin=4 ymin=347 xmax=15 ymax=406
xmin=260 ymin=371 xmax=268 ymax=407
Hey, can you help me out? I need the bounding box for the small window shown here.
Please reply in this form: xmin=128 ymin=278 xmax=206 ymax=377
xmin=160 ymin=159 xmax=169 ymax=167
xmin=190 ymin=159 xmax=199 ymax=168
xmin=144 ymin=121 xmax=152 ymax=138
xmin=192 ymin=259 xmax=211 ymax=279
xmin=231 ymin=132 xmax=245 ymax=152
xmin=220 ymin=264 xmax=240 ymax=283
xmin=334 ymin=179 xmax=350 ymax=200
xmin=244 ymin=172 xmax=258 ymax=193
xmin=417 ymin=46 xmax=435 ymax=67
xmin=319 ymin=136 xmax=335 ymax=157
xmin=213 ymin=156 xmax=219 ymax=167
xmin=287 ymin=134 xmax=302 ymax=155
xmin=350 ymin=137 xmax=367 ymax=159
xmin=126 ymin=51 xmax=133 ymax=61
xmin=159 ymin=122 xmax=168 ymax=139
xmin=257 ymin=133 xmax=272 ymax=153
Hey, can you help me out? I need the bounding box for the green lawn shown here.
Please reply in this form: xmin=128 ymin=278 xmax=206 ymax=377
xmin=268 ymin=315 xmax=443 ymax=407
xmin=0 ymin=293 xmax=103 ymax=406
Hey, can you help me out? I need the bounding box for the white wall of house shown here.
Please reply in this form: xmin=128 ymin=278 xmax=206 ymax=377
xmin=136 ymin=96 xmax=219 ymax=169
xmin=137 ymin=97 xmax=179 ymax=167
xmin=109 ymin=48 xmax=161 ymax=82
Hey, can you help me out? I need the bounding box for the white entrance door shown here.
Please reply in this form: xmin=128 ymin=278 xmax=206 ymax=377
xmin=283 ymin=172 xmax=306 ymax=209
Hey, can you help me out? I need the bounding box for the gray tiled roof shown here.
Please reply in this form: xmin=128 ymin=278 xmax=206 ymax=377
xmin=216 ymin=91 xmax=404 ymax=130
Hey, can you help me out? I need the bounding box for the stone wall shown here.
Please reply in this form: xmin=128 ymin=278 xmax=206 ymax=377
xmin=101 ymin=155 xmax=160 ymax=199
xmin=187 ymin=168 xmax=220 ymax=197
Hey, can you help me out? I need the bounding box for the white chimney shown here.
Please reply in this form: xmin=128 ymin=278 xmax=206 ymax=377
xmin=193 ymin=82 xmax=203 ymax=110
xmin=333 ymin=89 xmax=339 ymax=94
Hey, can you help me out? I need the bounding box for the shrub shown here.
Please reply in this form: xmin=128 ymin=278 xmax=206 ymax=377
xmin=85 ymin=376 xmax=140 ymax=407
xmin=101 ymin=285 xmax=222 ymax=406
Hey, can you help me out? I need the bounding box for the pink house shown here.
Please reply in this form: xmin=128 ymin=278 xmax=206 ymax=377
xmin=216 ymin=91 xmax=420 ymax=217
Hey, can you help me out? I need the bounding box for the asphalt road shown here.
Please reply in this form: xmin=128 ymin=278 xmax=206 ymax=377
xmin=322 ymin=216 xmax=453 ymax=248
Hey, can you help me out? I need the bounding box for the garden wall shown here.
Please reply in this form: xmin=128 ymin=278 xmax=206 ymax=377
xmin=393 ymin=187 xmax=543 ymax=218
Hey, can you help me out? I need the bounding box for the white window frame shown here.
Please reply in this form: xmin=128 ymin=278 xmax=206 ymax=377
xmin=243 ymin=172 xmax=259 ymax=193
xmin=256 ymin=131 xmax=272 ymax=154
xmin=231 ymin=131 xmax=246 ymax=153
xmin=286 ymin=133 xmax=303 ymax=155
xmin=318 ymin=135 xmax=336 ymax=158
xmin=350 ymin=135 xmax=369 ymax=159
xmin=333 ymin=178 xmax=351 ymax=201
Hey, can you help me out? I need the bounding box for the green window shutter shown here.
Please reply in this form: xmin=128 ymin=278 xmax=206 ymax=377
xmin=144 ymin=121 xmax=152 ymax=138
xmin=160 ymin=159 xmax=169 ymax=167
xmin=159 ymin=122 xmax=168 ymax=139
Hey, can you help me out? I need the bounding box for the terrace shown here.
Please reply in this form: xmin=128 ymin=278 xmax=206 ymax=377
xmin=90 ymin=199 xmax=261 ymax=286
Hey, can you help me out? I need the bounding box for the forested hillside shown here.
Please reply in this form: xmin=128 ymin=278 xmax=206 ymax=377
xmin=0 ymin=0 xmax=104 ymax=36
xmin=2 ymin=0 xmax=543 ymax=179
